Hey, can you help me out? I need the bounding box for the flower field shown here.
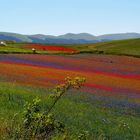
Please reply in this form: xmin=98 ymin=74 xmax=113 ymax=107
xmin=21 ymin=44 xmax=77 ymax=52
xmin=1 ymin=54 xmax=140 ymax=139
xmin=0 ymin=54 xmax=140 ymax=103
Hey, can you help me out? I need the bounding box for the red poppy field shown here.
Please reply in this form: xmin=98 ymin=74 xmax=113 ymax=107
xmin=0 ymin=54 xmax=140 ymax=103
xmin=21 ymin=44 xmax=77 ymax=52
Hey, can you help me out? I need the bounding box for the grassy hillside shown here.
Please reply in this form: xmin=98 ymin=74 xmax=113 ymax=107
xmin=65 ymin=38 xmax=140 ymax=57
xmin=0 ymin=43 xmax=66 ymax=54
xmin=0 ymin=38 xmax=140 ymax=57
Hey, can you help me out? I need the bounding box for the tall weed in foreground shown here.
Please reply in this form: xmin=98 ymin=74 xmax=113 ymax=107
xmin=6 ymin=77 xmax=86 ymax=140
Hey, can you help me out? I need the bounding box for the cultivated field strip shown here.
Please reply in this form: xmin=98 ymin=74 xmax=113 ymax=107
xmin=0 ymin=54 xmax=140 ymax=102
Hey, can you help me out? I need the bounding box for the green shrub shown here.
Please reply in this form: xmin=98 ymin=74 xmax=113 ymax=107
xmin=9 ymin=77 xmax=86 ymax=140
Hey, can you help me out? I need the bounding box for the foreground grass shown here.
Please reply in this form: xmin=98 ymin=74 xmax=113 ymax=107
xmin=0 ymin=82 xmax=140 ymax=139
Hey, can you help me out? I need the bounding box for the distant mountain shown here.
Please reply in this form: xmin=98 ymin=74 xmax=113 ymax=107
xmin=28 ymin=33 xmax=98 ymax=44
xmin=97 ymin=33 xmax=140 ymax=41
xmin=0 ymin=32 xmax=32 ymax=42
xmin=28 ymin=34 xmax=57 ymax=40
xmin=0 ymin=32 xmax=140 ymax=44
xmin=58 ymin=33 xmax=97 ymax=41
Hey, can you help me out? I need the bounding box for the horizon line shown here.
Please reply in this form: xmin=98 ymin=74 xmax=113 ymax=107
xmin=0 ymin=31 xmax=140 ymax=36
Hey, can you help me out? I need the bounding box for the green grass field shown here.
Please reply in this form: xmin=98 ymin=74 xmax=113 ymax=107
xmin=1 ymin=82 xmax=140 ymax=139
xmin=0 ymin=38 xmax=140 ymax=57
xmin=64 ymin=38 xmax=140 ymax=57
xmin=0 ymin=43 xmax=64 ymax=54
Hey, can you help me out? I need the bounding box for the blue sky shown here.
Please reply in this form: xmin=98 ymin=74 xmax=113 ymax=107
xmin=0 ymin=0 xmax=140 ymax=35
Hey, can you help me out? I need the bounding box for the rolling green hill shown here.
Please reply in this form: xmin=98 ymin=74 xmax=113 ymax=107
xmin=0 ymin=38 xmax=140 ymax=57
xmin=65 ymin=38 xmax=140 ymax=57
